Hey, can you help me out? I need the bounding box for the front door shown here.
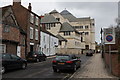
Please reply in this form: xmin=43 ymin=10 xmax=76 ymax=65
xmin=17 ymin=46 xmax=21 ymax=57
xmin=30 ymin=45 xmax=34 ymax=52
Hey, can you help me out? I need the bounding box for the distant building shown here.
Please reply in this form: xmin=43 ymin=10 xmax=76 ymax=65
xmin=41 ymin=9 xmax=95 ymax=54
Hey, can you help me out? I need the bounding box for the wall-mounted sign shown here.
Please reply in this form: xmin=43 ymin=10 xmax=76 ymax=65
xmin=104 ymin=28 xmax=115 ymax=44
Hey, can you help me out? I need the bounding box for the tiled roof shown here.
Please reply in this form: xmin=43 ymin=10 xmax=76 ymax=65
xmin=56 ymin=34 xmax=67 ymax=42
xmin=60 ymin=10 xmax=78 ymax=22
xmin=41 ymin=14 xmax=59 ymax=23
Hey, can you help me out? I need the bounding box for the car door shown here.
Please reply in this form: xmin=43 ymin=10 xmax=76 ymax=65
xmin=2 ymin=54 xmax=14 ymax=70
xmin=72 ymin=55 xmax=79 ymax=67
xmin=10 ymin=54 xmax=22 ymax=69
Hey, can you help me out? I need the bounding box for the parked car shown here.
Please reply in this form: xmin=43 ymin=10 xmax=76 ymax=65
xmin=0 ymin=53 xmax=27 ymax=74
xmin=86 ymin=50 xmax=94 ymax=56
xmin=26 ymin=51 xmax=46 ymax=62
xmin=52 ymin=54 xmax=81 ymax=72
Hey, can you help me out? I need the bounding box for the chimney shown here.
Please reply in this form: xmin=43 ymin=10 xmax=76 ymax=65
xmin=13 ymin=0 xmax=21 ymax=6
xmin=28 ymin=3 xmax=32 ymax=11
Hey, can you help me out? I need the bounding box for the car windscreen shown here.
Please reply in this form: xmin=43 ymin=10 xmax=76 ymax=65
xmin=55 ymin=56 xmax=70 ymax=61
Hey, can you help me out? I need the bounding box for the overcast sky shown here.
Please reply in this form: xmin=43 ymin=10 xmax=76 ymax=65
xmin=0 ymin=0 xmax=119 ymax=43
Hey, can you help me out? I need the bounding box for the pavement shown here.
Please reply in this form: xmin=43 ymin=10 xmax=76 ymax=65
xmin=69 ymin=53 xmax=118 ymax=79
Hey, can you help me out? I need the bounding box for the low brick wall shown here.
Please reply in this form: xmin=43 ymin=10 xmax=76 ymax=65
xmin=104 ymin=53 xmax=120 ymax=77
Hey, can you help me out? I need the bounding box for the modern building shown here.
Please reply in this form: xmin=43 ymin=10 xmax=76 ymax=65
xmin=41 ymin=9 xmax=95 ymax=54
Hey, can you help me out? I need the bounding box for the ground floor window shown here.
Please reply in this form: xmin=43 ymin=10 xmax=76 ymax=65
xmin=0 ymin=44 xmax=6 ymax=53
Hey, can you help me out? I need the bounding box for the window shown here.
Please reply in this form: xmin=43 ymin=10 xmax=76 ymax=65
xmin=3 ymin=25 xmax=10 ymax=32
xmin=46 ymin=24 xmax=50 ymax=30
xmin=85 ymin=25 xmax=89 ymax=29
xmin=30 ymin=27 xmax=33 ymax=39
xmin=35 ymin=17 xmax=39 ymax=26
xmin=35 ymin=29 xmax=38 ymax=40
xmin=0 ymin=44 xmax=6 ymax=53
xmin=11 ymin=54 xmax=20 ymax=60
xmin=53 ymin=23 xmax=55 ymax=27
xmin=30 ymin=13 xmax=34 ymax=23
xmin=80 ymin=26 xmax=83 ymax=29
xmin=59 ymin=41 xmax=62 ymax=45
xmin=81 ymin=37 xmax=83 ymax=42
xmin=2 ymin=54 xmax=11 ymax=59
xmin=64 ymin=32 xmax=71 ymax=36
xmin=85 ymin=32 xmax=89 ymax=35
xmin=56 ymin=18 xmax=60 ymax=21
xmin=85 ymin=45 xmax=89 ymax=49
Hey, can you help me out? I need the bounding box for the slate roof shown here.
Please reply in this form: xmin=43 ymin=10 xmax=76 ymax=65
xmin=60 ymin=22 xmax=80 ymax=34
xmin=56 ymin=34 xmax=67 ymax=42
xmin=41 ymin=14 xmax=59 ymax=23
xmin=49 ymin=9 xmax=59 ymax=14
xmin=60 ymin=10 xmax=78 ymax=22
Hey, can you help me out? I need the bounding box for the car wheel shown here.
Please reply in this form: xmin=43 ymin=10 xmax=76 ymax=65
xmin=36 ymin=59 xmax=40 ymax=62
xmin=53 ymin=68 xmax=58 ymax=72
xmin=43 ymin=58 xmax=46 ymax=61
xmin=22 ymin=63 xmax=27 ymax=69
xmin=73 ymin=64 xmax=77 ymax=72
xmin=1 ymin=66 xmax=5 ymax=74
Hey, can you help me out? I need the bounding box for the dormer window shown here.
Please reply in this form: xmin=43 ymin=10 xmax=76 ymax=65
xmin=64 ymin=31 xmax=71 ymax=36
xmin=56 ymin=18 xmax=60 ymax=21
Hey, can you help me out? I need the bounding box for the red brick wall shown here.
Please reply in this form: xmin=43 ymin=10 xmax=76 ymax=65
xmin=2 ymin=41 xmax=17 ymax=55
xmin=2 ymin=26 xmax=20 ymax=42
xmin=104 ymin=53 xmax=120 ymax=77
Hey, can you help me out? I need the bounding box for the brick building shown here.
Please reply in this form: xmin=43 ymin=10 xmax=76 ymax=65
xmin=12 ymin=0 xmax=41 ymax=57
xmin=0 ymin=0 xmax=41 ymax=58
xmin=0 ymin=6 xmax=26 ymax=58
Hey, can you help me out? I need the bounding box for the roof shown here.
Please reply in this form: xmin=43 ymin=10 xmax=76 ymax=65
xmin=60 ymin=10 xmax=77 ymax=22
xmin=1 ymin=5 xmax=12 ymax=16
xmin=1 ymin=5 xmax=26 ymax=35
xmin=56 ymin=34 xmax=67 ymax=42
xmin=60 ymin=22 xmax=75 ymax=32
xmin=49 ymin=9 xmax=59 ymax=14
xmin=41 ymin=14 xmax=59 ymax=23
xmin=60 ymin=22 xmax=80 ymax=34
xmin=40 ymin=27 xmax=58 ymax=38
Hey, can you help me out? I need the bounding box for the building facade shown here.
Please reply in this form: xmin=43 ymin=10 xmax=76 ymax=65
xmin=0 ymin=6 xmax=26 ymax=58
xmin=12 ymin=1 xmax=41 ymax=57
xmin=40 ymin=28 xmax=58 ymax=56
xmin=41 ymin=9 xmax=95 ymax=54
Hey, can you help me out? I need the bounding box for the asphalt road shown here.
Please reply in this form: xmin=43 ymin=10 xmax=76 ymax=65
xmin=2 ymin=54 xmax=91 ymax=80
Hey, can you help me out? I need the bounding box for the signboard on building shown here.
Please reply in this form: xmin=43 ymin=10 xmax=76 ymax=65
xmin=104 ymin=28 xmax=115 ymax=44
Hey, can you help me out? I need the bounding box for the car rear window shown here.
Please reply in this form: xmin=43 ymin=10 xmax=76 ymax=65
xmin=55 ymin=56 xmax=70 ymax=60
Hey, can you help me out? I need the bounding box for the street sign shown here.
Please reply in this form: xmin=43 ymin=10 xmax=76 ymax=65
xmin=106 ymin=35 xmax=113 ymax=42
xmin=104 ymin=28 xmax=115 ymax=44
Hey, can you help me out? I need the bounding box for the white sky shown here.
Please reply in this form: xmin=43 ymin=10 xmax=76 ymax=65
xmin=0 ymin=0 xmax=119 ymax=43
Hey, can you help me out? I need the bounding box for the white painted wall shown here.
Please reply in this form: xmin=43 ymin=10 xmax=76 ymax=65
xmin=40 ymin=31 xmax=58 ymax=56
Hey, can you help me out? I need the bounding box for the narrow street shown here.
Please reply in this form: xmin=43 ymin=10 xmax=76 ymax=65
xmin=2 ymin=54 xmax=90 ymax=80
